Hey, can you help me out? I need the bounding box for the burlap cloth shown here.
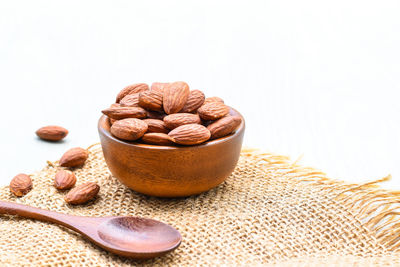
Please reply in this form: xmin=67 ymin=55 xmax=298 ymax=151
xmin=1 ymin=144 xmax=400 ymax=266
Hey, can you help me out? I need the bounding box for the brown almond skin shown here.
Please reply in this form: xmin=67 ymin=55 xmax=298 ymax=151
xmin=204 ymin=96 xmax=224 ymax=104
xmin=10 ymin=174 xmax=32 ymax=197
xmin=109 ymin=104 xmax=120 ymax=123
xmin=139 ymin=90 xmax=163 ymax=111
xmin=197 ymin=102 xmax=230 ymax=121
xmin=163 ymin=81 xmax=190 ymax=114
xmin=36 ymin=126 xmax=68 ymax=141
xmin=146 ymin=110 xmax=167 ymax=120
xmin=111 ymin=118 xmax=148 ymax=141
xmin=102 ymin=106 xmax=147 ymax=120
xmin=65 ymin=182 xmax=100 ymax=205
xmin=110 ymin=103 xmax=121 ymax=108
xmin=151 ymin=82 xmax=169 ymax=93
xmin=201 ymin=120 xmax=214 ymax=127
xmin=141 ymin=133 xmax=174 ymax=146
xmin=120 ymin=93 xmax=140 ymax=107
xmin=169 ymin=124 xmax=211 ymax=145
xmin=143 ymin=119 xmax=169 ymax=133
xmin=163 ymin=113 xmax=201 ymax=130
xmin=116 ymin=83 xmax=149 ymax=103
xmin=109 ymin=117 xmax=117 ymax=125
xmin=54 ymin=170 xmax=77 ymax=190
xmin=59 ymin=147 xmax=89 ymax=167
xmin=207 ymin=116 xmax=242 ymax=140
xmin=181 ymin=90 xmax=205 ymax=113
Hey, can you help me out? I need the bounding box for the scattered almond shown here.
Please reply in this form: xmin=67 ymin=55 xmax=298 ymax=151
xmin=142 ymin=133 xmax=174 ymax=146
xmin=139 ymin=90 xmax=163 ymax=111
xmin=181 ymin=90 xmax=205 ymax=113
xmin=163 ymin=81 xmax=190 ymax=114
xmin=102 ymin=106 xmax=147 ymax=120
xmin=168 ymin=124 xmax=211 ymax=145
xmin=36 ymin=126 xmax=68 ymax=141
xmin=54 ymin=170 xmax=76 ymax=190
xmin=10 ymin=174 xmax=32 ymax=197
xmin=207 ymin=116 xmax=242 ymax=140
xmin=143 ymin=119 xmax=169 ymax=133
xmin=59 ymin=147 xmax=89 ymax=167
xmin=116 ymin=83 xmax=149 ymax=103
xmin=65 ymin=182 xmax=100 ymax=205
xmin=197 ymin=102 xmax=230 ymax=121
xmin=164 ymin=113 xmax=201 ymax=129
xmin=110 ymin=118 xmax=148 ymax=141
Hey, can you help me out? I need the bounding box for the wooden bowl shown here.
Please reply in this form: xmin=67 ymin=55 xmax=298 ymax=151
xmin=98 ymin=109 xmax=245 ymax=197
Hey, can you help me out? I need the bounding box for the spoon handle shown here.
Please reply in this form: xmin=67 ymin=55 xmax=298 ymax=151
xmin=0 ymin=200 xmax=79 ymax=229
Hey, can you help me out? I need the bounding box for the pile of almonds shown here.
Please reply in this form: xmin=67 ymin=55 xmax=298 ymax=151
xmin=10 ymin=147 xmax=100 ymax=205
xmin=102 ymin=81 xmax=242 ymax=146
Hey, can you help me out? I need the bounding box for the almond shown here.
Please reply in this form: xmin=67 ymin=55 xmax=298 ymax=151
xmin=151 ymin=82 xmax=169 ymax=93
xmin=143 ymin=119 xmax=169 ymax=133
xmin=163 ymin=81 xmax=190 ymax=114
xmin=207 ymin=116 xmax=242 ymax=139
xmin=120 ymin=93 xmax=140 ymax=107
xmin=59 ymin=147 xmax=89 ymax=167
xmin=146 ymin=110 xmax=167 ymax=120
xmin=36 ymin=126 xmax=68 ymax=141
xmin=163 ymin=113 xmax=201 ymax=129
xmin=108 ymin=104 xmax=121 ymax=125
xmin=197 ymin=102 xmax=230 ymax=121
xmin=168 ymin=124 xmax=211 ymax=145
xmin=54 ymin=170 xmax=76 ymax=190
xmin=142 ymin=133 xmax=174 ymax=146
xmin=139 ymin=90 xmax=163 ymax=111
xmin=65 ymin=182 xmax=100 ymax=205
xmin=108 ymin=117 xmax=117 ymax=125
xmin=110 ymin=103 xmax=121 ymax=108
xmin=181 ymin=90 xmax=205 ymax=113
xmin=204 ymin=96 xmax=224 ymax=104
xmin=111 ymin=118 xmax=148 ymax=141
xmin=10 ymin=174 xmax=32 ymax=197
xmin=109 ymin=104 xmax=121 ymax=124
xmin=201 ymin=120 xmax=213 ymax=127
xmin=102 ymin=106 xmax=147 ymax=120
xmin=116 ymin=83 xmax=149 ymax=103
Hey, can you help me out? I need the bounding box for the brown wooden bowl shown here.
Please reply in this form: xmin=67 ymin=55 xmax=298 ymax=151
xmin=98 ymin=109 xmax=245 ymax=197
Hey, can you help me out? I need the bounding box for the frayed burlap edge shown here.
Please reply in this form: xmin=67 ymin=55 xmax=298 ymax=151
xmin=242 ymin=147 xmax=400 ymax=253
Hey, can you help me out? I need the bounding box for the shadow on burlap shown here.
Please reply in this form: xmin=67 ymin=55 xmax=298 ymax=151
xmin=1 ymin=145 xmax=400 ymax=266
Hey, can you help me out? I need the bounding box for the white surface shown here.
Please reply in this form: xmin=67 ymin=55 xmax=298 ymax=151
xmin=0 ymin=0 xmax=399 ymax=188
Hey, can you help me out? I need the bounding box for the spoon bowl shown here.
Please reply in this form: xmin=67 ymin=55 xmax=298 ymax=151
xmin=0 ymin=201 xmax=181 ymax=259
xmin=96 ymin=216 xmax=181 ymax=258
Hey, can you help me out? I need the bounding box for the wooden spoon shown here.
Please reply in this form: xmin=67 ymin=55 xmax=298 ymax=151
xmin=0 ymin=200 xmax=181 ymax=259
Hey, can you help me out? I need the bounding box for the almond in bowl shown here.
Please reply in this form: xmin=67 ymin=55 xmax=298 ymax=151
xmin=101 ymin=81 xmax=242 ymax=146
xmin=98 ymin=81 xmax=245 ymax=197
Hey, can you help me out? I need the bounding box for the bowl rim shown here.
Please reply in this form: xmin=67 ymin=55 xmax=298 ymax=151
xmin=98 ymin=108 xmax=245 ymax=151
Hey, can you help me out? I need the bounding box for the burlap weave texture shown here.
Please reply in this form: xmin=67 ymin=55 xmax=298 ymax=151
xmin=0 ymin=145 xmax=399 ymax=266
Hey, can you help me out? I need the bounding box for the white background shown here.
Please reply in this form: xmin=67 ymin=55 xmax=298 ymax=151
xmin=0 ymin=0 xmax=399 ymax=188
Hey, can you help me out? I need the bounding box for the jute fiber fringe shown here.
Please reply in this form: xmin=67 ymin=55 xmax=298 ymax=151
xmin=1 ymin=144 xmax=400 ymax=266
